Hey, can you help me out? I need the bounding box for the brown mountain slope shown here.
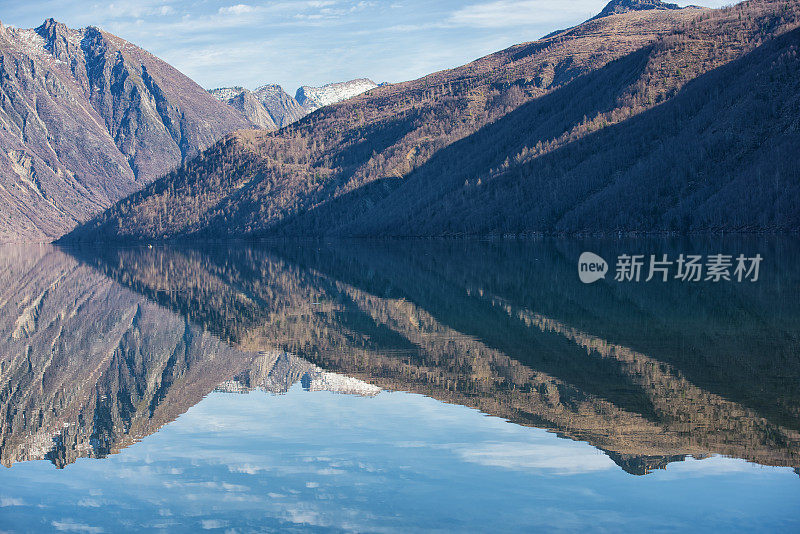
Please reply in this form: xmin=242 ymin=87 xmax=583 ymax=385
xmin=63 ymin=0 xmax=800 ymax=241
xmin=337 ymin=22 xmax=800 ymax=236
xmin=0 ymin=19 xmax=251 ymax=243
xmin=62 ymin=2 xmax=708 ymax=241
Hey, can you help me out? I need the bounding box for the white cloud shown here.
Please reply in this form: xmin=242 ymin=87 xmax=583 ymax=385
xmin=0 ymin=497 xmax=24 ymax=507
xmin=455 ymin=441 xmax=616 ymax=475
xmin=658 ymin=455 xmax=796 ymax=479
xmin=51 ymin=520 xmax=104 ymax=534
xmin=228 ymin=463 xmax=265 ymax=474
xmin=449 ymin=0 xmax=597 ymax=28
xmin=218 ymin=4 xmax=256 ymax=16
xmin=201 ymin=519 xmax=228 ymax=529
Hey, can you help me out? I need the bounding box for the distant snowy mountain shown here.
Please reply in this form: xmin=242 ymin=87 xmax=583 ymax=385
xmin=296 ymin=78 xmax=379 ymax=112
xmin=210 ymin=78 xmax=380 ymax=130
xmin=215 ymin=351 xmax=381 ymax=397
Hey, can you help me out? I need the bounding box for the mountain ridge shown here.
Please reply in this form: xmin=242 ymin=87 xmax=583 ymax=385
xmin=60 ymin=0 xmax=800 ymax=242
xmin=591 ymin=0 xmax=683 ymax=20
xmin=209 ymin=78 xmax=380 ymax=130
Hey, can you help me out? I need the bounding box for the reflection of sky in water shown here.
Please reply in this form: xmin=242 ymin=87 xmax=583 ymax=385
xmin=1 ymin=385 xmax=798 ymax=533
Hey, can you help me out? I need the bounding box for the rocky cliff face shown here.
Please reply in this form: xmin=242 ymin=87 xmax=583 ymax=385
xmin=0 ymin=19 xmax=250 ymax=243
xmin=254 ymin=84 xmax=308 ymax=127
xmin=217 ymin=350 xmax=381 ymax=396
xmin=208 ymin=87 xmax=277 ymax=130
xmin=209 ymin=84 xmax=307 ymax=130
xmin=295 ymin=78 xmax=378 ymax=112
xmin=0 ymin=246 xmax=259 ymax=467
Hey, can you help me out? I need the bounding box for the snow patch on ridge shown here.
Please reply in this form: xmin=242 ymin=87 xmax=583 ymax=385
xmin=295 ymin=78 xmax=379 ymax=112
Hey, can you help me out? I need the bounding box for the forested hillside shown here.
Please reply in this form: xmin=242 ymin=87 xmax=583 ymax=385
xmin=339 ymin=26 xmax=800 ymax=235
xmin=62 ymin=0 xmax=800 ymax=241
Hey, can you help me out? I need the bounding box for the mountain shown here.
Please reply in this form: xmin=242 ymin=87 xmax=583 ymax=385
xmin=208 ymin=86 xmax=278 ymax=130
xmin=295 ymin=78 xmax=379 ymax=112
xmin=60 ymin=1 xmax=701 ymax=242
xmin=209 ymin=83 xmax=306 ymax=129
xmin=342 ymin=23 xmax=800 ymax=236
xmin=592 ymin=0 xmax=682 ymax=20
xmin=253 ymin=84 xmax=308 ymax=127
xmin=62 ymin=0 xmax=800 ymax=242
xmin=0 ymin=19 xmax=250 ymax=244
xmin=210 ymin=79 xmax=379 ymax=130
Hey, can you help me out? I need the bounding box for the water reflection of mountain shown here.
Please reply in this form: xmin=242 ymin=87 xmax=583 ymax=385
xmin=0 ymin=247 xmax=376 ymax=468
xmin=58 ymin=238 xmax=800 ymax=475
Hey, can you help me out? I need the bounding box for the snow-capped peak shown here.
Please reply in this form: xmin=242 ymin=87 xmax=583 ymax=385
xmin=295 ymin=78 xmax=379 ymax=112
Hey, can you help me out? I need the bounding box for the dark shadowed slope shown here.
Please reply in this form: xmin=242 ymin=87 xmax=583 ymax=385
xmin=334 ymin=26 xmax=800 ymax=236
xmin=0 ymin=19 xmax=251 ymax=243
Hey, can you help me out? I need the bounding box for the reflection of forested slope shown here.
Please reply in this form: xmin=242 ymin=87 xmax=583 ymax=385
xmin=0 ymin=247 xmax=342 ymax=468
xmin=274 ymin=238 xmax=800 ymax=430
xmin=68 ymin=241 xmax=800 ymax=473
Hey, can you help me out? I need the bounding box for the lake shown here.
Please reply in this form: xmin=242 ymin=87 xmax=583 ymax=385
xmin=0 ymin=237 xmax=798 ymax=532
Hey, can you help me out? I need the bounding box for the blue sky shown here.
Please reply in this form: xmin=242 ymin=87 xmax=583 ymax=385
xmin=2 ymin=0 xmax=732 ymax=95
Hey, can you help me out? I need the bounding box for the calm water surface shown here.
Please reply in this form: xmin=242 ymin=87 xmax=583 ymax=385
xmin=0 ymin=238 xmax=798 ymax=532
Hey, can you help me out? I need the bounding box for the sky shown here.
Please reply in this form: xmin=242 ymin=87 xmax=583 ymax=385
xmin=1 ymin=386 xmax=797 ymax=532
xmin=1 ymin=0 xmax=733 ymax=95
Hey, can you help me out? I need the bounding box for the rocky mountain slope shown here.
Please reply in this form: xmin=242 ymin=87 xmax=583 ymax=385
xmin=254 ymin=84 xmax=308 ymax=127
xmin=63 ymin=0 xmax=800 ymax=241
xmin=208 ymin=86 xmax=278 ymax=130
xmin=210 ymin=79 xmax=379 ymax=130
xmin=0 ymin=19 xmax=250 ymax=243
